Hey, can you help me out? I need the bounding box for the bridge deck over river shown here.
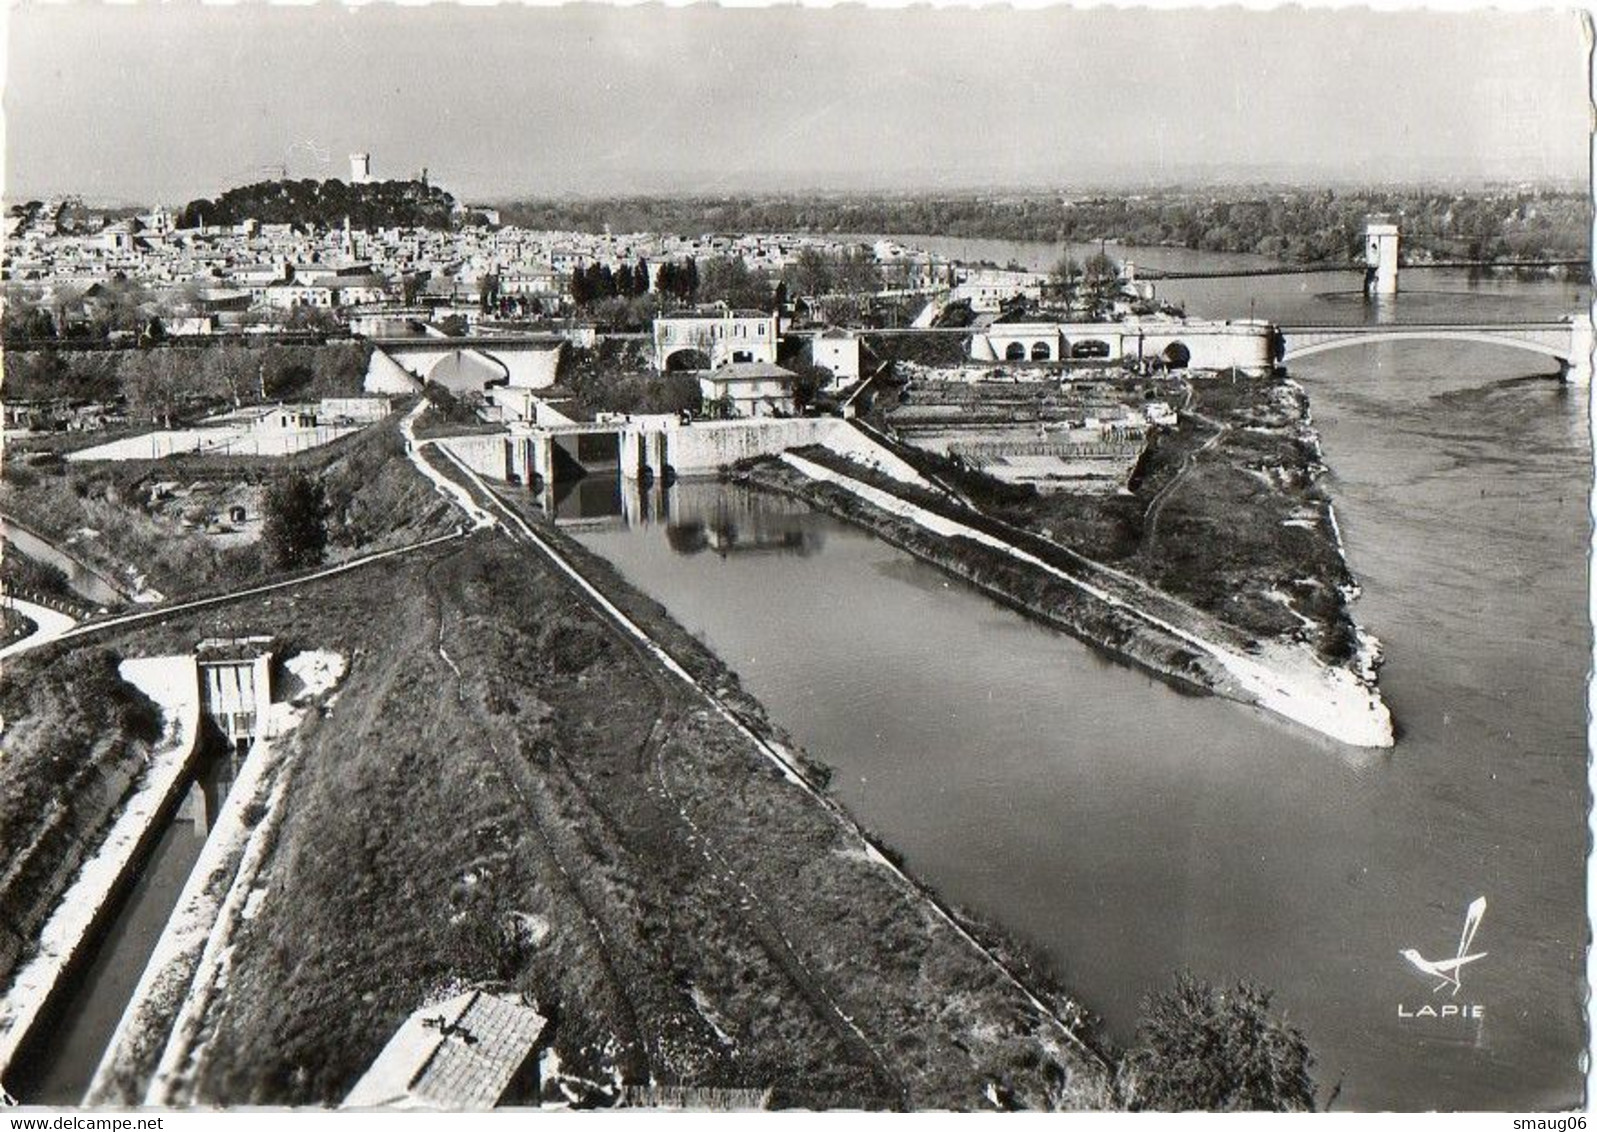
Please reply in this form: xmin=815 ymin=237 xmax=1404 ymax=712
xmin=1278 ymin=317 xmax=1591 ymax=382
xmin=1142 ymin=260 xmax=1587 ymax=281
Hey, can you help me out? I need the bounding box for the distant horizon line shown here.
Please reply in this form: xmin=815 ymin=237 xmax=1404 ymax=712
xmin=15 ymin=173 xmax=1592 ymax=213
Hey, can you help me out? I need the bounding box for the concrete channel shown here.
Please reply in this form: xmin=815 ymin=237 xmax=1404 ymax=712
xmin=0 ymin=647 xmax=274 ymax=1104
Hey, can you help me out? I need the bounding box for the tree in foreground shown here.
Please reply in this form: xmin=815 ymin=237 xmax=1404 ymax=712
xmin=1080 ymin=250 xmax=1122 ymax=314
xmin=262 ymin=471 xmax=330 ymax=571
xmin=1115 ymin=971 xmax=1316 ymax=1112
xmin=787 ymin=362 xmax=831 ymax=414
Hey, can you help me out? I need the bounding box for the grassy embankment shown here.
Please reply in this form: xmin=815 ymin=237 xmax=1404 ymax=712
xmin=0 ymin=408 xmax=456 ymax=603
xmin=0 ymin=410 xmax=458 ymax=1005
xmin=741 ymin=455 xmax=1224 ymax=696
xmin=90 ymin=485 xmax=1107 ymax=1107
xmin=0 ymin=648 xmax=161 ymax=992
xmin=0 ymin=605 xmax=34 ymax=644
xmin=859 ymin=331 xmax=970 ymax=369
xmin=861 ymin=373 xmax=1360 ymax=665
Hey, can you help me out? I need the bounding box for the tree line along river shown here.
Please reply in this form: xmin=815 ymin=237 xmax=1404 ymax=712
xmin=571 ymin=240 xmax=1590 ymax=1111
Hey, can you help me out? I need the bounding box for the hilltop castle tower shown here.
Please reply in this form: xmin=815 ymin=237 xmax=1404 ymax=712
xmin=350 ymin=153 xmax=373 ymax=185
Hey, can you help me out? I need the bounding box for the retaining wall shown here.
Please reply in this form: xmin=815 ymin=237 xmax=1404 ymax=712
xmin=0 ymin=656 xmax=202 ymax=1091
xmin=437 ymin=417 xmax=926 ymax=488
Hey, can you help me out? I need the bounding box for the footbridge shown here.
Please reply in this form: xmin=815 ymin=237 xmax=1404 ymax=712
xmin=1279 ymin=316 xmax=1593 ymax=384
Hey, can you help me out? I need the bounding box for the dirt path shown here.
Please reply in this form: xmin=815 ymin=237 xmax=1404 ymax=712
xmin=0 ymin=596 xmax=75 ymax=661
xmin=1140 ymin=409 xmax=1230 ymax=558
xmin=417 ymin=447 xmax=907 ymax=1098
xmin=422 ymin=553 xmax=658 ymax=1085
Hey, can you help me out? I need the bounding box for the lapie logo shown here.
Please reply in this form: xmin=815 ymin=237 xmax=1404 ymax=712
xmin=1397 ymin=896 xmax=1487 ymax=1020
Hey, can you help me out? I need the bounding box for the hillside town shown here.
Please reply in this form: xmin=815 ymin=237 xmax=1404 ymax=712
xmin=4 ymin=156 xmax=1246 ymax=453
xmin=2 ymin=5 xmax=1589 ymax=1105
xmin=6 ymin=163 xmax=956 ymax=336
xmin=3 ymin=152 xmax=1207 ymax=344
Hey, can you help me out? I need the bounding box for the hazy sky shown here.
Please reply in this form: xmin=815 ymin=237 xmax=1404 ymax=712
xmin=3 ymin=4 xmax=1590 ymax=204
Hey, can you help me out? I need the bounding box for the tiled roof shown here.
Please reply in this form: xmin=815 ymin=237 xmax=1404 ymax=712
xmin=344 ymin=990 xmax=547 ymax=1111
xmin=704 ymin=362 xmax=795 ymax=382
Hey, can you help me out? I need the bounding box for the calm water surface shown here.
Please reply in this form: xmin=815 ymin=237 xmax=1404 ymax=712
xmin=574 ymin=254 xmax=1588 ymax=1110
xmin=7 ymin=752 xmax=234 ymax=1103
xmin=0 ymin=522 xmax=124 ymax=608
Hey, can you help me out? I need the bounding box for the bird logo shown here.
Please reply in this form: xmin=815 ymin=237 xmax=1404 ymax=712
xmin=1400 ymin=896 xmax=1487 ymax=997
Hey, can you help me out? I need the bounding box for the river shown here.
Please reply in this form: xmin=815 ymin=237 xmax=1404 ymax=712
xmin=569 ymin=245 xmax=1589 ymax=1111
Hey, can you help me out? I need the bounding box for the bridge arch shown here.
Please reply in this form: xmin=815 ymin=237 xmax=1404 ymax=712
xmin=1161 ymin=341 xmax=1191 ymax=369
xmin=1030 ymin=341 xmax=1053 ymax=361
xmin=425 ymin=348 xmax=510 ymax=393
xmin=1282 ymin=330 xmax=1571 ymax=368
xmin=1004 ymin=342 xmax=1027 ymax=361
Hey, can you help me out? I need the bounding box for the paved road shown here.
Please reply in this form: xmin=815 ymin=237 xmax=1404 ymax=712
xmin=0 ymin=597 xmax=77 ymax=661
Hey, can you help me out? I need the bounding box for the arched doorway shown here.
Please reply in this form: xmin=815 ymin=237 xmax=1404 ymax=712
xmin=1070 ymin=339 xmax=1111 ymax=359
xmin=664 ymin=348 xmax=711 ymax=372
xmin=1030 ymin=341 xmax=1052 ymax=361
xmin=1162 ymin=341 xmax=1191 ymax=369
xmin=1004 ymin=342 xmax=1027 ymax=361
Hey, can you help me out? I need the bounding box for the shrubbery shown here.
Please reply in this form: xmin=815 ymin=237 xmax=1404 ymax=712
xmin=557 ymin=345 xmax=702 ymax=418
xmin=534 ymin=611 xmax=612 ymax=675
xmin=0 ymin=546 xmax=79 ymax=605
xmin=178 ymin=178 xmax=457 ymax=231
xmin=262 ymin=471 xmax=330 ymax=570
xmin=1115 ymin=971 xmax=1316 ymax=1112
xmin=0 ymin=647 xmax=160 ymax=863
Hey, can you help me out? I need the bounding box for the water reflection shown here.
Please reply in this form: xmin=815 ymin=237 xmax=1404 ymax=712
xmin=661 ymin=484 xmax=825 ymax=559
xmin=532 ymin=472 xmax=828 ymax=559
xmin=531 ymin=473 xmax=669 ymax=527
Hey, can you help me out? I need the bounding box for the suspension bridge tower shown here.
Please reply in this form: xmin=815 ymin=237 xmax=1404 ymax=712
xmin=1364 ymin=217 xmax=1400 ymax=297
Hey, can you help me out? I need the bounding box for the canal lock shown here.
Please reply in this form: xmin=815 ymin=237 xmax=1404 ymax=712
xmin=4 ymin=638 xmax=276 ymax=1104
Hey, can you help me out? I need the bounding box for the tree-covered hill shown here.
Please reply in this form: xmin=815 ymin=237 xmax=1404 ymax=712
xmin=177 ymin=178 xmax=458 ymax=231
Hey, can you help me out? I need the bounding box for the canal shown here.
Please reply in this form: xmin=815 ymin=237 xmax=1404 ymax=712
xmin=4 ymin=743 xmax=238 ymax=1104
xmin=570 ymin=255 xmax=1588 ymax=1110
xmin=0 ymin=518 xmax=126 ymax=608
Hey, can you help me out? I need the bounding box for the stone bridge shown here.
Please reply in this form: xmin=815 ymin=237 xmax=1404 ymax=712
xmin=1280 ymin=316 xmax=1592 ymax=383
xmin=365 ymin=333 xmax=574 ymax=392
